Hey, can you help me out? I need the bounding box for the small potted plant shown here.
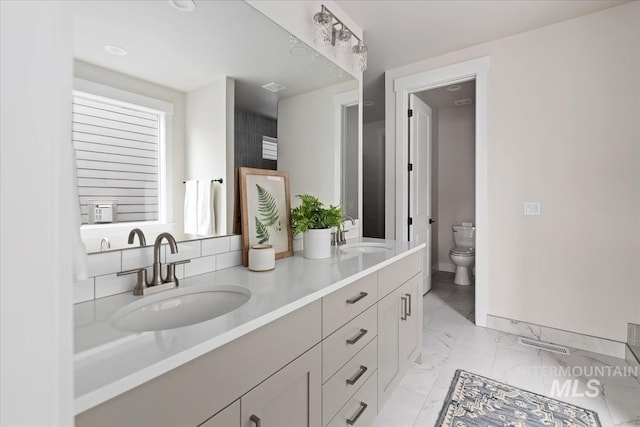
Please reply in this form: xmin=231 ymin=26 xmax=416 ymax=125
xmin=291 ymin=194 xmax=343 ymax=259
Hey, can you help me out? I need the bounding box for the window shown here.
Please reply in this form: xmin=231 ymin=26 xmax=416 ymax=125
xmin=72 ymin=91 xmax=166 ymax=225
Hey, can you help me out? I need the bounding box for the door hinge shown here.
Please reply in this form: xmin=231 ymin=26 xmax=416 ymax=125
xmin=408 ymin=217 xmax=413 ymax=226
xmin=408 ymin=109 xmax=413 ymax=117
xmin=408 ymin=163 xmax=413 ymax=172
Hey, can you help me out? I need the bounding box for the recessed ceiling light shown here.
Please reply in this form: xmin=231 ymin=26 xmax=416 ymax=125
xmin=446 ymin=85 xmax=462 ymax=91
xmin=262 ymin=82 xmax=287 ymax=93
xmin=454 ymin=98 xmax=473 ymax=106
xmin=363 ymin=100 xmax=374 ymax=107
xmin=104 ymin=45 xmax=127 ymax=56
xmin=169 ymin=0 xmax=196 ymax=12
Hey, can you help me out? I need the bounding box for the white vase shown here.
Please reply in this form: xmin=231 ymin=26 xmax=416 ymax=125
xmin=303 ymin=228 xmax=332 ymax=259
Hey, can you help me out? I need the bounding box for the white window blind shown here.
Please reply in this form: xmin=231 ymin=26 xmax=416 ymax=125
xmin=262 ymin=136 xmax=278 ymax=160
xmin=73 ymin=93 xmax=162 ymax=224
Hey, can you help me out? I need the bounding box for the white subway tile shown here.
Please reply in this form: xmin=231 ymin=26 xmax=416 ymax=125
xmin=217 ymin=250 xmax=243 ymax=270
xmin=87 ymin=251 xmax=121 ymax=277
xmin=166 ymin=240 xmax=201 ymax=263
xmin=184 ymin=255 xmax=216 ymax=278
xmin=121 ymin=246 xmax=154 ymax=270
xmin=95 ymin=272 xmax=137 ymax=298
xmin=73 ymin=278 xmax=95 ymax=304
xmin=201 ymin=236 xmax=230 ymax=256
xmin=229 ymin=235 xmax=242 ymax=251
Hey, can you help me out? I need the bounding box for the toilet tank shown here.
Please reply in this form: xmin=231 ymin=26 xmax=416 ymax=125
xmin=453 ymin=224 xmax=475 ymax=247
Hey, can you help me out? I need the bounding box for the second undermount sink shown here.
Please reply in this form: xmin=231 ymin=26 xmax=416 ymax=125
xmin=110 ymin=284 xmax=251 ymax=332
xmin=339 ymin=242 xmax=393 ymax=254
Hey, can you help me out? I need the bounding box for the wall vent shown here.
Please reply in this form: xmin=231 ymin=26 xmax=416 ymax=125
xmin=518 ymin=337 xmax=570 ymax=355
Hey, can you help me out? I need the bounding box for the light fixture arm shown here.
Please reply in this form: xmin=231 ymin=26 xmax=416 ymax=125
xmin=321 ymin=4 xmax=363 ymax=46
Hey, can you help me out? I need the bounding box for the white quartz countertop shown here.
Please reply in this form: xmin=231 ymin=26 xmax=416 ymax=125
xmin=74 ymin=238 xmax=424 ymax=415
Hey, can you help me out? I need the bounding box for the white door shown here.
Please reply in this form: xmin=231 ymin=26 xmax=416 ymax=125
xmin=409 ymin=94 xmax=433 ymax=294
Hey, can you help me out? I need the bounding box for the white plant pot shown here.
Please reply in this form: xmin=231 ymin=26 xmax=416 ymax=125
xmin=303 ymin=228 xmax=332 ymax=259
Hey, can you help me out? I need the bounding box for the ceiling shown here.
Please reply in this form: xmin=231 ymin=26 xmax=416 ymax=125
xmin=69 ymin=1 xmax=352 ymax=119
xmin=417 ymin=79 xmax=476 ymax=111
xmin=336 ymin=0 xmax=631 ymax=122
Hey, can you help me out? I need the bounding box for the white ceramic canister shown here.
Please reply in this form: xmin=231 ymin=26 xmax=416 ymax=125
xmin=248 ymin=244 xmax=275 ymax=271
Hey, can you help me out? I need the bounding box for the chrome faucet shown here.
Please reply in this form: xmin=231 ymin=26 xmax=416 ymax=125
xmin=150 ymin=232 xmax=177 ymax=286
xmin=117 ymin=232 xmax=190 ymax=296
xmin=127 ymin=228 xmax=146 ymax=246
xmin=335 ymin=216 xmax=355 ymax=245
xmin=100 ymin=237 xmax=111 ymax=251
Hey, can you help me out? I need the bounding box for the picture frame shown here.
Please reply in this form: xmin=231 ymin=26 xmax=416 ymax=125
xmin=238 ymin=167 xmax=293 ymax=266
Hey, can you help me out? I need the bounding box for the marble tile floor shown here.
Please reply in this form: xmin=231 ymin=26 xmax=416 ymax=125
xmin=372 ymin=272 xmax=640 ymax=427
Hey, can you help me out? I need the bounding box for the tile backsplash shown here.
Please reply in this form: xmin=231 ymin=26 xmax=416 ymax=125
xmin=74 ymin=235 xmax=243 ymax=304
xmin=628 ymin=323 xmax=640 ymax=347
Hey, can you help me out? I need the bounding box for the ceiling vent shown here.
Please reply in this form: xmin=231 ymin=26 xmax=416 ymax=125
xmin=454 ymin=98 xmax=473 ymax=106
xmin=262 ymin=82 xmax=287 ymax=93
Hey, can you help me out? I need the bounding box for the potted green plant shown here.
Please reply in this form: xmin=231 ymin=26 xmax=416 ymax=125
xmin=291 ymin=194 xmax=343 ymax=259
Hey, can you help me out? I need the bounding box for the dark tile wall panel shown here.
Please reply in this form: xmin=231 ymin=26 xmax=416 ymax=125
xmin=235 ymin=110 xmax=277 ymax=171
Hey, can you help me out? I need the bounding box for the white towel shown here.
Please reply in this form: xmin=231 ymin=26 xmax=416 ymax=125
xmin=184 ymin=180 xmax=198 ymax=234
xmin=196 ymin=179 xmax=215 ymax=235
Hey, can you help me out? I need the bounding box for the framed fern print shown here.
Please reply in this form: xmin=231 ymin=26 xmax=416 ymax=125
xmin=238 ymin=167 xmax=293 ymax=266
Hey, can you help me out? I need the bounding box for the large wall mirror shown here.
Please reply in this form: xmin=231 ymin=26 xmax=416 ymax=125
xmin=69 ymin=1 xmax=360 ymax=253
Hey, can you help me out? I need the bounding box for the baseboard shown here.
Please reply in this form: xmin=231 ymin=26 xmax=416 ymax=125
xmin=437 ymin=262 xmax=455 ymax=273
xmin=486 ymin=314 xmax=626 ymax=359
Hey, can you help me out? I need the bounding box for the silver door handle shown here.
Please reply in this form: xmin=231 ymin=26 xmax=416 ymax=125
xmin=346 ymin=402 xmax=368 ymax=425
xmin=346 ymin=328 xmax=368 ymax=345
xmin=401 ymin=296 xmax=407 ymax=321
xmin=346 ymin=365 xmax=368 ymax=385
xmin=405 ymin=293 xmax=412 ymax=316
xmin=250 ymin=414 xmax=261 ymax=427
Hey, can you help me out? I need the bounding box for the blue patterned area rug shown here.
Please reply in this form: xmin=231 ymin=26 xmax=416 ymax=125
xmin=436 ymin=370 xmax=602 ymax=426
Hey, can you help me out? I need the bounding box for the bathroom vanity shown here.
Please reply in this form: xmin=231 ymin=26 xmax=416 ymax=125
xmin=74 ymin=240 xmax=424 ymax=427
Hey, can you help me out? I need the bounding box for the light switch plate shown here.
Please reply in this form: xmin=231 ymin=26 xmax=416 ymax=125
xmin=524 ymin=202 xmax=541 ymax=216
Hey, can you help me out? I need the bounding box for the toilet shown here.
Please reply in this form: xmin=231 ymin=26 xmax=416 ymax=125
xmin=449 ymin=224 xmax=475 ymax=286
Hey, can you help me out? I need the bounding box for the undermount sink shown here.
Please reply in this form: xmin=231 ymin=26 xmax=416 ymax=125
xmin=339 ymin=242 xmax=393 ymax=254
xmin=110 ymin=284 xmax=251 ymax=332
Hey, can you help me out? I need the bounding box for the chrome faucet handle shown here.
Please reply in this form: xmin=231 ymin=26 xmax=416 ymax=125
xmin=337 ymin=229 xmax=349 ymax=245
xmin=118 ymin=267 xmax=148 ymax=296
xmin=165 ymin=259 xmax=190 ymax=286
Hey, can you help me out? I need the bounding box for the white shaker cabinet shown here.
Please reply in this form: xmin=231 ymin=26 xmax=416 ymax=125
xmin=200 ymin=401 xmax=240 ymax=427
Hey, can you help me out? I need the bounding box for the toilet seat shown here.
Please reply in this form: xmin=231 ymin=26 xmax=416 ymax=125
xmin=449 ymin=246 xmax=474 ymax=256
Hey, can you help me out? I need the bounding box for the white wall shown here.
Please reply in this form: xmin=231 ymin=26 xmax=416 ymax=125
xmin=1 ymin=2 xmax=74 ymax=425
xmin=363 ymin=120 xmax=385 ymax=238
xmin=73 ymin=60 xmax=187 ymax=248
xmin=278 ymin=80 xmax=357 ymax=206
xmin=437 ymin=105 xmax=476 ymax=269
xmin=185 ymin=78 xmax=234 ymax=236
xmin=385 ymin=2 xmax=640 ymax=341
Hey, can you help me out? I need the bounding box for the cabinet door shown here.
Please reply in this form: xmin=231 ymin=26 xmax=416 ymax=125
xmin=200 ymin=401 xmax=240 ymax=427
xmin=241 ymin=344 xmax=321 ymax=427
xmin=399 ymin=275 xmax=422 ymax=371
xmin=377 ymin=286 xmax=402 ymax=408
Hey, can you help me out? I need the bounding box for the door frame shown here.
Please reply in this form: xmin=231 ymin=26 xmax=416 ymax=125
xmin=393 ymin=57 xmax=489 ymax=327
xmin=334 ymin=89 xmax=360 ymax=217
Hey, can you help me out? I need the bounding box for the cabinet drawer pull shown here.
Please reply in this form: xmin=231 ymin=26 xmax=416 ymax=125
xmin=250 ymin=414 xmax=261 ymax=427
xmin=346 ymin=402 xmax=368 ymax=425
xmin=346 ymin=365 xmax=368 ymax=385
xmin=400 ymin=296 xmax=407 ymax=321
xmin=346 ymin=328 xmax=368 ymax=345
xmin=405 ymin=293 xmax=412 ymax=316
xmin=346 ymin=291 xmax=368 ymax=305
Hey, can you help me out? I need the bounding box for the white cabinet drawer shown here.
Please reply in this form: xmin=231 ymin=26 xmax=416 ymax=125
xmin=323 ymin=337 xmax=377 ymax=426
xmin=322 ymin=272 xmax=377 ymax=338
xmin=378 ymin=251 xmax=421 ymax=297
xmin=326 ymin=371 xmax=377 ymax=427
xmin=322 ymin=304 xmax=377 ymax=382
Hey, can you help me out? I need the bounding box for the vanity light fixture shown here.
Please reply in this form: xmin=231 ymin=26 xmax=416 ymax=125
xmin=104 ymin=45 xmax=127 ymax=56
xmin=288 ymin=35 xmax=308 ymax=57
xmin=169 ymin=0 xmax=196 ymax=12
xmin=312 ymin=5 xmax=368 ymax=71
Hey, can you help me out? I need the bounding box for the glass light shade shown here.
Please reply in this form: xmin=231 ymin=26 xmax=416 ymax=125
xmin=289 ymin=35 xmax=307 ymax=56
xmin=334 ymin=28 xmax=352 ymax=61
xmin=313 ymin=11 xmax=333 ymax=46
xmin=352 ymin=43 xmax=368 ymax=71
